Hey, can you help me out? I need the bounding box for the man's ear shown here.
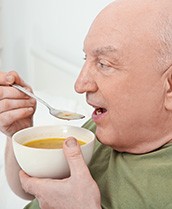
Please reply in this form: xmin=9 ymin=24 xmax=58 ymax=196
xmin=164 ymin=69 xmax=172 ymax=110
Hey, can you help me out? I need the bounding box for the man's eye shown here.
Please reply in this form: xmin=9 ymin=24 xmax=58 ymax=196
xmin=99 ymin=62 xmax=106 ymax=68
xmin=98 ymin=61 xmax=110 ymax=70
xmin=97 ymin=60 xmax=117 ymax=74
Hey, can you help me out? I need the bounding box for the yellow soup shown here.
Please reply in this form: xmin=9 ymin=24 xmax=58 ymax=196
xmin=23 ymin=138 xmax=86 ymax=149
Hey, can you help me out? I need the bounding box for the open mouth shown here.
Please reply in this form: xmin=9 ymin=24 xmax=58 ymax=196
xmin=92 ymin=107 xmax=107 ymax=122
xmin=87 ymin=100 xmax=107 ymax=121
xmin=94 ymin=107 xmax=107 ymax=115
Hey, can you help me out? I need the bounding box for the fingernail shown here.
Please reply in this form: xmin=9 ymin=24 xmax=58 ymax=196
xmin=65 ymin=137 xmax=77 ymax=147
xmin=6 ymin=75 xmax=14 ymax=83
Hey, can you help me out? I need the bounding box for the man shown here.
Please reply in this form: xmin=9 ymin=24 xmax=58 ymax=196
xmin=1 ymin=0 xmax=172 ymax=208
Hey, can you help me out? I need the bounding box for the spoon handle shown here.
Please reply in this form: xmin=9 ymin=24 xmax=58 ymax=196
xmin=11 ymin=84 xmax=53 ymax=110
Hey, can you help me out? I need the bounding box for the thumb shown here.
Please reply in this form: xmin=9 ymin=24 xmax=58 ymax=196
xmin=63 ymin=137 xmax=89 ymax=176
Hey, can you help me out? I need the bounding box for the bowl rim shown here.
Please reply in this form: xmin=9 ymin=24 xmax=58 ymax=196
xmin=12 ymin=124 xmax=95 ymax=151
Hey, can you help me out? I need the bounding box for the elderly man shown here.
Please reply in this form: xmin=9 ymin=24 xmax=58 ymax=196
xmin=1 ymin=0 xmax=172 ymax=208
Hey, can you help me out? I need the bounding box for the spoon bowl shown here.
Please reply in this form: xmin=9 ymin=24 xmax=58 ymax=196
xmin=12 ymin=84 xmax=85 ymax=120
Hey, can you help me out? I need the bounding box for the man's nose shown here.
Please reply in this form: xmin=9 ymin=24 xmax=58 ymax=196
xmin=74 ymin=63 xmax=97 ymax=94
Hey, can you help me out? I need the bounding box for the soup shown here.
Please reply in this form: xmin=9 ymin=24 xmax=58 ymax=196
xmin=23 ymin=138 xmax=86 ymax=149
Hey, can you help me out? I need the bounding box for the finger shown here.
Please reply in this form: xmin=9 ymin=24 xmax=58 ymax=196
xmin=0 ymin=85 xmax=32 ymax=101
xmin=0 ymin=98 xmax=36 ymax=113
xmin=0 ymin=71 xmax=14 ymax=85
xmin=0 ymin=107 xmax=34 ymax=127
xmin=63 ymin=137 xmax=90 ymax=177
xmin=6 ymin=71 xmax=31 ymax=88
xmin=19 ymin=170 xmax=53 ymax=198
xmin=0 ymin=71 xmax=26 ymax=86
xmin=19 ymin=170 xmax=40 ymax=196
xmin=0 ymin=71 xmax=33 ymax=99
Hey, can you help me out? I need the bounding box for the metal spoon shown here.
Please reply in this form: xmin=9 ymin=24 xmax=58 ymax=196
xmin=12 ymin=84 xmax=85 ymax=120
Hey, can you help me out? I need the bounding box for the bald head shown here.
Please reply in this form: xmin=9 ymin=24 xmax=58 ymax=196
xmin=85 ymin=0 xmax=172 ymax=72
xmin=98 ymin=0 xmax=172 ymax=28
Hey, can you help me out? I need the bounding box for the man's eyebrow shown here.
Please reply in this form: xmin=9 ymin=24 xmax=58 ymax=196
xmin=83 ymin=46 xmax=117 ymax=55
xmin=83 ymin=46 xmax=120 ymax=63
xmin=93 ymin=46 xmax=117 ymax=55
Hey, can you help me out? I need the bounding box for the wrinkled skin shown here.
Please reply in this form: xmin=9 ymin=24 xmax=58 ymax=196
xmin=75 ymin=0 xmax=172 ymax=154
xmin=3 ymin=0 xmax=172 ymax=208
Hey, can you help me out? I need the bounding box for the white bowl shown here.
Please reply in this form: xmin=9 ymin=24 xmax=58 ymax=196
xmin=12 ymin=125 xmax=95 ymax=178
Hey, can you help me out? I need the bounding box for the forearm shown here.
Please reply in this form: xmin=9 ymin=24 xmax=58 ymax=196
xmin=5 ymin=136 xmax=34 ymax=200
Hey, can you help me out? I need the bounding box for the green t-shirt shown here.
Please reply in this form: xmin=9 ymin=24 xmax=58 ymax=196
xmin=24 ymin=119 xmax=172 ymax=209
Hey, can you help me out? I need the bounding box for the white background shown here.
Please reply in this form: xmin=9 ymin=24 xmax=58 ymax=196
xmin=2 ymin=0 xmax=112 ymax=80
